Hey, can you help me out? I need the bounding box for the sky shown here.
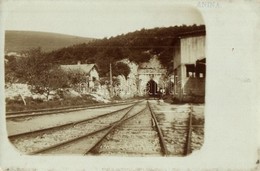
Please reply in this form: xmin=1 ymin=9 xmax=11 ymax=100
xmin=3 ymin=0 xmax=204 ymax=39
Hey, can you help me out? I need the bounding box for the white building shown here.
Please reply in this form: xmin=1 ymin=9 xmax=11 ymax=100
xmin=173 ymin=29 xmax=206 ymax=102
xmin=60 ymin=62 xmax=99 ymax=93
xmin=60 ymin=62 xmax=99 ymax=81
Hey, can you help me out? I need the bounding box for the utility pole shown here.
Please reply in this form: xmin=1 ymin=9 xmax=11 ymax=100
xmin=109 ymin=63 xmax=113 ymax=97
xmin=110 ymin=63 xmax=113 ymax=85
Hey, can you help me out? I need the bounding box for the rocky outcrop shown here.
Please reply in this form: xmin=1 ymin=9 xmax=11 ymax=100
xmin=116 ymin=56 xmax=167 ymax=98
xmin=5 ymin=83 xmax=32 ymax=100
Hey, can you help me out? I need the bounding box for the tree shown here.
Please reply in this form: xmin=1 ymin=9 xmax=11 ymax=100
xmin=33 ymin=67 xmax=69 ymax=100
xmin=15 ymin=48 xmax=70 ymax=100
xmin=62 ymin=51 xmax=75 ymax=64
xmin=5 ymin=55 xmax=19 ymax=84
xmin=46 ymin=25 xmax=205 ymax=76
xmin=113 ymin=62 xmax=130 ymax=79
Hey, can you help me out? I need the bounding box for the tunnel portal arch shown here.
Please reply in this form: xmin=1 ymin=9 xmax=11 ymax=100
xmin=146 ymin=79 xmax=158 ymax=97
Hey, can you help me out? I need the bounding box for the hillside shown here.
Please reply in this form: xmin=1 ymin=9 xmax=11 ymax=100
xmin=47 ymin=25 xmax=206 ymax=76
xmin=5 ymin=30 xmax=94 ymax=53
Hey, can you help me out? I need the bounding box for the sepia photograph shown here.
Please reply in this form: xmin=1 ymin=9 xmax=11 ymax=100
xmin=0 ymin=0 xmax=259 ymax=170
xmin=4 ymin=1 xmax=205 ymax=157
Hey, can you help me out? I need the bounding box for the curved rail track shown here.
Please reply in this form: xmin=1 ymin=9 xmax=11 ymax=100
xmin=85 ymin=102 xmax=168 ymax=156
xmin=9 ymin=101 xmax=142 ymax=153
xmin=6 ymin=100 xmax=138 ymax=119
xmin=8 ymin=103 xmax=136 ymax=138
xmin=9 ymin=101 xmax=170 ymax=156
xmin=9 ymin=100 xmax=204 ymax=156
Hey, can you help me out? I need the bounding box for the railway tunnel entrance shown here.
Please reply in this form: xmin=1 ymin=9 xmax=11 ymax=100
xmin=146 ymin=79 xmax=158 ymax=97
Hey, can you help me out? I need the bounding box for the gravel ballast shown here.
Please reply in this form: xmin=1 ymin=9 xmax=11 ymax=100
xmin=10 ymin=101 xmax=147 ymax=154
xmin=149 ymin=100 xmax=205 ymax=156
xmin=93 ymin=107 xmax=162 ymax=156
xmin=7 ymin=104 xmax=133 ymax=136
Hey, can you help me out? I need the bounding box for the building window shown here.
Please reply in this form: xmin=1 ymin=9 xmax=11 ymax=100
xmin=185 ymin=64 xmax=195 ymax=77
xmin=195 ymin=58 xmax=206 ymax=78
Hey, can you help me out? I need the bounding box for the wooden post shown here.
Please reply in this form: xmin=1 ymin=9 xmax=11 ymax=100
xmin=19 ymin=93 xmax=26 ymax=106
xmin=109 ymin=63 xmax=113 ymax=86
xmin=185 ymin=111 xmax=193 ymax=155
xmin=109 ymin=63 xmax=113 ymax=97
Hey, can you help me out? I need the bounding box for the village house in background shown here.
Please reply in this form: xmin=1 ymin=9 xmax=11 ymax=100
xmin=4 ymin=27 xmax=207 ymax=103
xmin=60 ymin=62 xmax=100 ymax=93
xmin=173 ymin=29 xmax=206 ymax=102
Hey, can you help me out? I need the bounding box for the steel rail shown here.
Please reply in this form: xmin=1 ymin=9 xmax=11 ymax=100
xmin=84 ymin=104 xmax=149 ymax=155
xmin=8 ymin=102 xmax=140 ymax=139
xmin=6 ymin=100 xmax=135 ymax=115
xmin=147 ymin=101 xmax=169 ymax=156
xmin=29 ymin=124 xmax=112 ymax=155
xmin=6 ymin=100 xmax=137 ymax=115
xmin=30 ymin=102 xmax=143 ymax=155
xmin=6 ymin=101 xmax=139 ymax=119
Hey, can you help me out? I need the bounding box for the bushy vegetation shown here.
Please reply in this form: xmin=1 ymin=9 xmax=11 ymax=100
xmin=47 ymin=24 xmax=205 ymax=76
xmin=5 ymin=25 xmax=205 ymax=80
xmin=5 ymin=94 xmax=99 ymax=112
xmin=113 ymin=62 xmax=131 ymax=79
xmin=4 ymin=25 xmax=205 ymax=110
xmin=5 ymin=48 xmax=87 ymax=100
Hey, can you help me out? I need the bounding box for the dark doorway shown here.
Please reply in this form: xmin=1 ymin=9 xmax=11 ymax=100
xmin=146 ymin=79 xmax=158 ymax=97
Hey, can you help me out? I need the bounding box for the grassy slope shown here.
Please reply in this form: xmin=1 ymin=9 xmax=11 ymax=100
xmin=5 ymin=30 xmax=95 ymax=52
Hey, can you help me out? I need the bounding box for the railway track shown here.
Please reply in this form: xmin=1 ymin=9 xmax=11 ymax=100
xmin=148 ymin=102 xmax=204 ymax=156
xmin=9 ymin=101 xmax=143 ymax=154
xmin=182 ymin=104 xmax=204 ymax=156
xmin=9 ymin=99 xmax=204 ymax=156
xmin=6 ymin=103 xmax=138 ymax=136
xmin=8 ymin=103 xmax=135 ymax=138
xmin=9 ymin=101 xmax=169 ymax=156
xmin=86 ymin=102 xmax=168 ymax=156
xmin=6 ymin=100 xmax=138 ymax=119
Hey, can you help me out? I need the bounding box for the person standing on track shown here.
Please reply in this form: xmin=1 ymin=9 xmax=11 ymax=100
xmin=157 ymin=88 xmax=164 ymax=104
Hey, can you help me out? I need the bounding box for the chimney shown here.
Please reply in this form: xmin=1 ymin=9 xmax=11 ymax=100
xmin=77 ymin=61 xmax=81 ymax=65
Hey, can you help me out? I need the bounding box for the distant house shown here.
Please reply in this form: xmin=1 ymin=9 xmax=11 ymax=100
xmin=60 ymin=62 xmax=99 ymax=92
xmin=173 ymin=29 xmax=206 ymax=102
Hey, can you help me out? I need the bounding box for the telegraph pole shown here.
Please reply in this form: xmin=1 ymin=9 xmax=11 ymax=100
xmin=110 ymin=63 xmax=113 ymax=85
xmin=109 ymin=63 xmax=113 ymax=97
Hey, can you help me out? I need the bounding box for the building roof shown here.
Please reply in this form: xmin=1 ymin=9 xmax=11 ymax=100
xmin=60 ymin=64 xmax=96 ymax=74
xmin=177 ymin=29 xmax=206 ymax=38
xmin=171 ymin=29 xmax=206 ymax=47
